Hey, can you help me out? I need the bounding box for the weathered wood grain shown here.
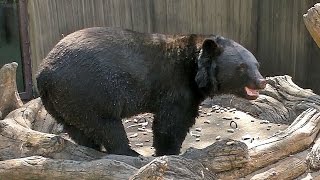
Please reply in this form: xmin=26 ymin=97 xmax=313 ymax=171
xmin=304 ymin=3 xmax=320 ymax=48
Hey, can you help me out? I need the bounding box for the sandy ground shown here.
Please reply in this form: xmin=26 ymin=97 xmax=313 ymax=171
xmin=123 ymin=104 xmax=288 ymax=157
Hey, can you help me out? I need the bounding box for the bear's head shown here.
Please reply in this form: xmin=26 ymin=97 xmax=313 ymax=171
xmin=195 ymin=35 xmax=266 ymax=100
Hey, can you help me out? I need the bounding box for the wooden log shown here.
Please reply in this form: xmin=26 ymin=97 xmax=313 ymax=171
xmin=105 ymin=140 xmax=248 ymax=179
xmin=299 ymin=173 xmax=320 ymax=180
xmin=0 ymin=98 xmax=105 ymax=161
xmin=0 ymin=156 xmax=137 ymax=180
xmin=182 ymin=139 xmax=249 ymax=172
xmin=209 ymin=75 xmax=320 ymax=124
xmin=103 ymin=154 xmax=155 ymax=169
xmin=130 ymin=156 xmax=167 ymax=180
xmin=307 ymin=136 xmax=320 ymax=169
xmin=0 ymin=155 xmax=218 ymax=180
xmin=130 ymin=156 xmax=217 ymax=180
xmin=0 ymin=62 xmax=23 ymax=119
xmin=303 ymin=3 xmax=320 ymax=48
xmin=4 ymin=97 xmax=61 ymax=133
xmin=107 ymin=139 xmax=248 ymax=179
xmin=250 ymin=156 xmax=307 ymax=180
xmin=217 ymin=108 xmax=320 ymax=179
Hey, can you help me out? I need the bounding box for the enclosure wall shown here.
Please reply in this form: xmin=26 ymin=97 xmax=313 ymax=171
xmin=27 ymin=0 xmax=320 ymax=93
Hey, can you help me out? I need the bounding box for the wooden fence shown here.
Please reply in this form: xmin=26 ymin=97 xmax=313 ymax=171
xmin=27 ymin=0 xmax=320 ymax=93
xmin=257 ymin=0 xmax=320 ymax=92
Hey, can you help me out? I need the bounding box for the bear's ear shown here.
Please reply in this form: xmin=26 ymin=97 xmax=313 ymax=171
xmin=202 ymin=39 xmax=221 ymax=56
xmin=195 ymin=39 xmax=221 ymax=89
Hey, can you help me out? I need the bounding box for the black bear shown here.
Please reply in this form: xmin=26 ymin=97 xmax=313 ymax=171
xmin=36 ymin=27 xmax=266 ymax=156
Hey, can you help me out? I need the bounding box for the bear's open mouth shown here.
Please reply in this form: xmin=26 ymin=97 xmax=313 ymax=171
xmin=244 ymin=86 xmax=260 ymax=99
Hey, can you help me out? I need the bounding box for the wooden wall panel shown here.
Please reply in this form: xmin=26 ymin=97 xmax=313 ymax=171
xmin=257 ymin=0 xmax=320 ymax=92
xmin=27 ymin=0 xmax=320 ymax=93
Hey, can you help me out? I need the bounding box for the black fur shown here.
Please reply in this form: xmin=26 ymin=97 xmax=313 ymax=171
xmin=36 ymin=27 xmax=264 ymax=156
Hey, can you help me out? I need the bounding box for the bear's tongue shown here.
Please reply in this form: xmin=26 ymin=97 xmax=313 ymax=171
xmin=245 ymin=86 xmax=259 ymax=97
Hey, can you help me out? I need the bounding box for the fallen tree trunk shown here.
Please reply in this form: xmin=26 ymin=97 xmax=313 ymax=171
xmin=250 ymin=156 xmax=307 ymax=180
xmin=0 ymin=155 xmax=219 ymax=180
xmin=304 ymin=3 xmax=320 ymax=48
xmin=0 ymin=156 xmax=137 ymax=180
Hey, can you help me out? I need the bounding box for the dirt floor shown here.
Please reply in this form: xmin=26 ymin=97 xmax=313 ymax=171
xmin=123 ymin=104 xmax=289 ymax=157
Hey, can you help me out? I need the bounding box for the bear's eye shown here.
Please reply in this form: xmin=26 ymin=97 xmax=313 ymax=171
xmin=238 ymin=63 xmax=247 ymax=72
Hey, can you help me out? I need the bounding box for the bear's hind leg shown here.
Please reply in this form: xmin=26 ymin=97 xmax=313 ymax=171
xmin=39 ymin=91 xmax=102 ymax=150
xmin=87 ymin=117 xmax=140 ymax=156
xmin=63 ymin=124 xmax=101 ymax=151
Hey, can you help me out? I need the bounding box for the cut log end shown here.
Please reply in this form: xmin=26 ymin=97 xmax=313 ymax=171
xmin=303 ymin=3 xmax=320 ymax=48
